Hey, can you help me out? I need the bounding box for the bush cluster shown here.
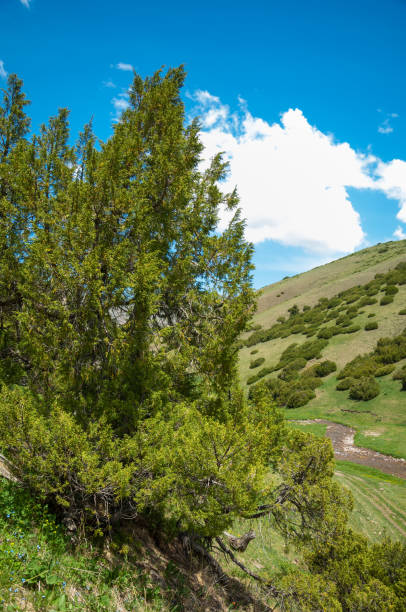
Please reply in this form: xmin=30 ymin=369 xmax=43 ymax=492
xmin=365 ymin=321 xmax=378 ymax=331
xmin=249 ymin=357 xmax=265 ymax=369
xmin=349 ymin=377 xmax=380 ymax=401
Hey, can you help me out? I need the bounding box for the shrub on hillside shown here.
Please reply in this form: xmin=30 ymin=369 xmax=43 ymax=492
xmin=338 ymin=355 xmax=378 ymax=379
xmin=250 ymin=349 xmax=258 ymax=355
xmin=365 ymin=321 xmax=378 ymax=331
xmin=367 ymin=313 xmax=376 ymax=318
xmin=374 ymin=364 xmax=395 ymax=377
xmin=385 ymin=285 xmax=399 ymax=295
xmin=247 ymin=366 xmax=273 ymax=385
xmin=359 ymin=296 xmax=377 ymax=307
xmin=349 ymin=377 xmax=380 ymax=401
xmin=249 ymin=357 xmax=265 ymax=369
xmin=399 ymin=309 xmax=406 ymax=315
xmin=393 ymin=365 xmax=406 ymax=380
xmin=278 ymin=357 xmax=307 ymax=381
xmin=317 ymin=327 xmax=335 ymax=339
xmin=313 ymin=360 xmax=337 ymax=377
xmin=375 ymin=335 xmax=406 ymax=363
xmin=343 ymin=325 xmax=361 ymax=334
xmin=336 ymin=378 xmax=353 ymax=391
xmin=380 ymin=296 xmax=394 ymax=306
xmin=286 ymin=388 xmax=316 ymax=409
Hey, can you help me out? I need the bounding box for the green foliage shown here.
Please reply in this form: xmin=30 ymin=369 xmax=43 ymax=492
xmin=286 ymin=388 xmax=316 ymax=408
xmin=249 ymin=356 xmax=265 ymax=369
xmin=349 ymin=377 xmax=380 ymax=401
xmin=374 ymin=364 xmax=395 ymax=377
xmin=336 ymin=377 xmax=353 ymax=391
xmin=365 ymin=321 xmax=378 ymax=331
xmin=399 ymin=309 xmax=406 ymax=315
xmin=381 ymin=295 xmax=394 ymax=305
xmin=312 ymin=360 xmax=337 ymax=377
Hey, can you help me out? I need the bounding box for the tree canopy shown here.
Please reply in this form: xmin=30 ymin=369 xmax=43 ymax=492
xmin=0 ymin=68 xmax=405 ymax=611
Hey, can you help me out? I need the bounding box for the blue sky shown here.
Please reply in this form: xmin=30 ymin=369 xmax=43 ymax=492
xmin=1 ymin=0 xmax=406 ymax=288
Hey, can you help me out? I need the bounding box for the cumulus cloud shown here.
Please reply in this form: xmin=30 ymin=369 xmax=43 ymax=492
xmin=116 ymin=62 xmax=133 ymax=72
xmin=394 ymin=226 xmax=406 ymax=240
xmin=0 ymin=60 xmax=7 ymax=79
xmin=191 ymin=92 xmax=406 ymax=255
xmin=192 ymin=92 xmax=376 ymax=253
xmin=376 ymin=159 xmax=406 ymax=222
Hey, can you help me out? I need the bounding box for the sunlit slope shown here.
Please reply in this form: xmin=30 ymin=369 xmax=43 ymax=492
xmin=255 ymin=239 xmax=406 ymax=324
xmin=238 ymin=240 xmax=406 ymax=459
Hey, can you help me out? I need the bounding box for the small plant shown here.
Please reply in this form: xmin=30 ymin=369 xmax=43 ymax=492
xmin=313 ymin=360 xmax=337 ymax=377
xmin=385 ymin=285 xmax=399 ymax=295
xmin=249 ymin=357 xmax=265 ymax=369
xmin=365 ymin=321 xmax=378 ymax=331
xmin=336 ymin=378 xmax=353 ymax=391
xmin=399 ymin=309 xmax=406 ymax=315
xmin=286 ymin=389 xmax=315 ymax=408
xmin=380 ymin=296 xmax=394 ymax=306
xmin=349 ymin=377 xmax=380 ymax=401
xmin=250 ymin=349 xmax=258 ymax=355
xmin=374 ymin=364 xmax=395 ymax=377
xmin=367 ymin=313 xmax=376 ymax=318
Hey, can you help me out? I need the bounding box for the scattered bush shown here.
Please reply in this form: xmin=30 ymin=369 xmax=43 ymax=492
xmin=247 ymin=367 xmax=273 ymax=385
xmin=349 ymin=377 xmax=380 ymax=401
xmin=286 ymin=389 xmax=316 ymax=409
xmin=393 ymin=365 xmax=406 ymax=380
xmin=380 ymin=296 xmax=394 ymax=306
xmin=365 ymin=321 xmax=378 ymax=331
xmin=249 ymin=357 xmax=265 ymax=369
xmin=343 ymin=325 xmax=361 ymax=334
xmin=374 ymin=364 xmax=395 ymax=377
xmin=313 ymin=360 xmax=337 ymax=377
xmin=367 ymin=313 xmax=376 ymax=318
xmin=336 ymin=378 xmax=353 ymax=391
xmin=385 ymin=285 xmax=399 ymax=295
xmin=399 ymin=309 xmax=406 ymax=315
xmin=317 ymin=327 xmax=335 ymax=339
xmin=359 ymin=296 xmax=377 ymax=307
xmin=338 ymin=355 xmax=378 ymax=379
xmin=250 ymin=349 xmax=258 ymax=355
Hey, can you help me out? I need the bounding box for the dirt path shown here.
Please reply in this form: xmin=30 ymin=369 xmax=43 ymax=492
xmin=294 ymin=419 xmax=406 ymax=480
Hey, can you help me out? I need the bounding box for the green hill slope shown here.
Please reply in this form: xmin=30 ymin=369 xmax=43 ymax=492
xmin=238 ymin=239 xmax=406 ymax=461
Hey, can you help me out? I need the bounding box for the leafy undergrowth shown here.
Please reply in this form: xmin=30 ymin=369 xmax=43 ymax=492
xmin=0 ymin=478 xmax=257 ymax=612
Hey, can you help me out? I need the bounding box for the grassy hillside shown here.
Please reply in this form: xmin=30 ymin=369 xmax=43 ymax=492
xmin=238 ymin=239 xmax=406 ymax=461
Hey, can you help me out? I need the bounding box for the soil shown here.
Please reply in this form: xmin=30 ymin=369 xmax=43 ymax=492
xmin=295 ymin=419 xmax=406 ymax=479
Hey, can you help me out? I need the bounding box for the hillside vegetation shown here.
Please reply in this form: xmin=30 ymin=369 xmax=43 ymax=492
xmin=239 ymin=241 xmax=406 ymax=459
xmin=2 ymin=70 xmax=406 ymax=611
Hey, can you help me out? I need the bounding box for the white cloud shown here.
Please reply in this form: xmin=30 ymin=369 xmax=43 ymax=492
xmin=0 ymin=60 xmax=7 ymax=79
xmin=111 ymin=92 xmax=130 ymax=121
xmin=103 ymin=80 xmax=116 ymax=88
xmin=394 ymin=226 xmax=406 ymax=240
xmin=193 ymin=92 xmax=377 ymax=253
xmin=116 ymin=62 xmax=133 ymax=72
xmin=19 ymin=0 xmax=31 ymax=6
xmin=375 ymin=159 xmax=406 ymax=222
xmin=192 ymin=92 xmax=406 ymax=254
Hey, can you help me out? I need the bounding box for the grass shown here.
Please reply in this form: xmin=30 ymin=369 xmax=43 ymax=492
xmin=334 ymin=461 xmax=406 ymax=542
xmin=284 ymin=370 xmax=406 ymax=459
xmin=0 ymin=478 xmax=186 ymax=611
